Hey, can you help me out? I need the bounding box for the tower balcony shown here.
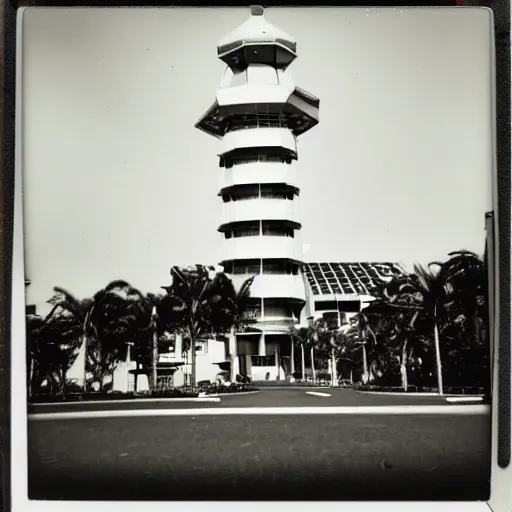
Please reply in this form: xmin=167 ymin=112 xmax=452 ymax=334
xmin=219 ymin=197 xmax=300 ymax=228
xmin=220 ymin=162 xmax=298 ymax=191
xmin=241 ymin=297 xmax=305 ymax=327
xmin=196 ymin=86 xmax=319 ymax=139
xmin=220 ymin=127 xmax=296 ymax=157
xmin=219 ymin=233 xmax=303 ymax=263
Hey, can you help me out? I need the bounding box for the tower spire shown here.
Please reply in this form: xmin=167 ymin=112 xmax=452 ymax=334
xmin=250 ymin=5 xmax=264 ymax=16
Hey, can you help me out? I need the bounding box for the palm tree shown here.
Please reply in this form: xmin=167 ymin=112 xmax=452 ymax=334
xmin=26 ymin=314 xmax=44 ymax=397
xmin=353 ymin=308 xmax=374 ymax=383
xmin=312 ymin=317 xmax=339 ymax=385
xmin=410 ymin=265 xmax=449 ymax=395
xmin=439 ymin=251 xmax=485 ymax=345
xmin=26 ymin=310 xmax=82 ymax=396
xmin=227 ymin=276 xmax=255 ymax=382
xmin=135 ymin=293 xmax=164 ymax=391
xmin=161 ymin=265 xmax=239 ymax=387
xmin=333 ymin=326 xmax=357 ymax=383
xmin=437 ymin=251 xmax=487 ymax=390
xmin=88 ymin=281 xmax=149 ymax=389
xmin=289 ymin=326 xmax=309 ymax=381
xmin=380 ymin=264 xmax=457 ymax=394
xmin=47 ymin=280 xmax=147 ymax=392
xmin=46 ymin=288 xmax=94 ymax=391
xmin=353 ymin=299 xmax=396 ymax=384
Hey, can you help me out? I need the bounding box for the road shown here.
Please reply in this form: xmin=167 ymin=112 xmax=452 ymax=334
xmin=28 ymin=388 xmax=491 ymax=501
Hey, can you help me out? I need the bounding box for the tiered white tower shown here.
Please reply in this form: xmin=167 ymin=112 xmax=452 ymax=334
xmin=196 ymin=6 xmax=319 ymax=380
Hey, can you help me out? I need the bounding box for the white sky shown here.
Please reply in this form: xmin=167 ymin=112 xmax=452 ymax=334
xmin=21 ymin=7 xmax=494 ymax=314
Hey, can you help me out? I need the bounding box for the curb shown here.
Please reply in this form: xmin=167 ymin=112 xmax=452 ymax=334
xmin=29 ymin=397 xmax=221 ymax=407
xmin=252 ymin=386 xmax=341 ymax=390
xmin=29 ymin=390 xmax=263 ymax=407
xmin=215 ymin=390 xmax=261 ymax=398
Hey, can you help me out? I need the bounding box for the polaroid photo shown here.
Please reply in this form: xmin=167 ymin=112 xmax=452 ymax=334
xmin=9 ymin=4 xmax=511 ymax=512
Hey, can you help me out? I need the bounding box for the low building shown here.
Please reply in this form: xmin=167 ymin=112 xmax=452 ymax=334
xmin=131 ymin=260 xmax=405 ymax=390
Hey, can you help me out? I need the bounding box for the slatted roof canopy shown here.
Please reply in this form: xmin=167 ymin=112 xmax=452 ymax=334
xmin=302 ymin=262 xmax=405 ymax=297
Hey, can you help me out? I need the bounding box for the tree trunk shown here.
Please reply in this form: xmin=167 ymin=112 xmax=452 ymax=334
xmin=362 ymin=344 xmax=368 ymax=383
xmin=331 ymin=348 xmax=337 ymax=387
xmin=290 ymin=336 xmax=295 ymax=376
xmin=152 ymin=326 xmax=158 ymax=391
xmin=230 ymin=327 xmax=238 ymax=382
xmin=350 ymin=368 xmax=353 ymax=384
xmin=310 ymin=347 xmax=316 ymax=382
xmin=190 ymin=332 xmax=197 ymax=387
xmin=434 ymin=317 xmax=443 ymax=395
xmin=126 ymin=342 xmax=132 ymax=392
xmin=301 ymin=344 xmax=306 ymax=381
xmin=28 ymin=357 xmax=34 ymax=398
xmin=82 ymin=333 xmax=87 ymax=392
xmin=473 ymin=311 xmax=481 ymax=345
xmin=400 ymin=338 xmax=409 ymax=392
xmin=62 ymin=369 xmax=68 ymax=395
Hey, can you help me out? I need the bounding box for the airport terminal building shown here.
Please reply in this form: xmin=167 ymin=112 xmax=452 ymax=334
xmin=155 ymin=7 xmax=405 ymax=388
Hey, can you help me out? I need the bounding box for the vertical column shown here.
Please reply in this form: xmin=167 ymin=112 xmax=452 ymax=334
xmin=331 ymin=348 xmax=337 ymax=387
xmin=126 ymin=342 xmax=132 ymax=392
xmin=258 ymin=332 xmax=266 ymax=356
xmin=290 ymin=336 xmax=295 ymax=375
xmin=275 ymin=346 xmax=280 ymax=380
xmin=230 ymin=331 xmax=239 ymax=381
xmin=175 ymin=333 xmax=183 ymax=360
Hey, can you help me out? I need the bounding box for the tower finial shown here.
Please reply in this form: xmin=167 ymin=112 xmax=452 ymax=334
xmin=250 ymin=5 xmax=264 ymax=16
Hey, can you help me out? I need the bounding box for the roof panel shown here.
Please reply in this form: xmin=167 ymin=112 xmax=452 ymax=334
xmin=302 ymin=261 xmax=405 ymax=298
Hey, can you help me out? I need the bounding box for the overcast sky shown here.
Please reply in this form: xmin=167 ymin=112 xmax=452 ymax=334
xmin=21 ymin=7 xmax=494 ymax=313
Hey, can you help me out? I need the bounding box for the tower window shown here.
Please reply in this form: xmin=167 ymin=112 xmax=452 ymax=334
xmin=260 ymin=184 xmax=296 ymax=200
xmin=262 ymin=259 xmax=301 ymax=275
xmin=230 ymin=184 xmax=259 ymax=201
xmin=224 ymin=221 xmax=260 ymax=239
xmin=225 ymin=113 xmax=288 ymax=134
xmin=262 ymin=221 xmax=294 ymax=237
xmin=233 ymin=259 xmax=261 ymax=274
xmin=262 ymin=259 xmax=288 ymax=274
xmin=228 ymin=154 xmax=286 ymax=166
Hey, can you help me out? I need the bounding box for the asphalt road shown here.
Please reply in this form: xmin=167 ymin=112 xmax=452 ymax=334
xmin=28 ymin=387 xmax=487 ymax=414
xmin=27 ymin=388 xmax=491 ymax=501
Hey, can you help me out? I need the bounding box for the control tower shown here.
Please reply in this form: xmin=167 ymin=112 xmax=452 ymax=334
xmin=195 ymin=6 xmax=320 ymax=380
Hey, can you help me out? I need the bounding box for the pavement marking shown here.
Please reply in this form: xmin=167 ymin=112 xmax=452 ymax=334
xmin=306 ymin=391 xmax=332 ymax=397
xmin=356 ymin=391 xmax=486 ymax=398
xmin=445 ymin=396 xmax=484 ymax=403
xmin=28 ymin=404 xmax=490 ymax=421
